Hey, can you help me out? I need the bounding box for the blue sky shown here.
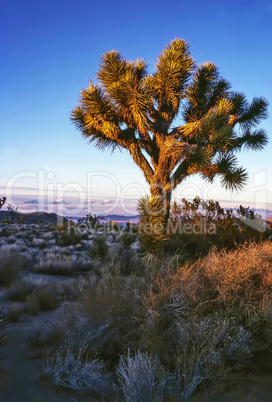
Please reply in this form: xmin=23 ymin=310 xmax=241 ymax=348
xmin=1 ymin=0 xmax=271 ymax=217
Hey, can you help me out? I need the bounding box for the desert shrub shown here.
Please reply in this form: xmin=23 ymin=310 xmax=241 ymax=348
xmin=106 ymin=220 xmax=120 ymax=232
xmin=146 ymin=241 xmax=272 ymax=318
xmin=70 ymin=275 xmax=148 ymax=366
xmin=137 ymin=195 xmax=167 ymax=264
xmin=115 ymin=350 xmax=180 ymax=401
xmin=200 ymin=241 xmax=272 ymax=305
xmin=37 ymin=241 xmax=272 ymax=399
xmin=56 ymin=227 xmax=83 ymax=247
xmin=124 ymin=222 xmax=138 ymax=233
xmin=88 ymin=236 xmax=108 ymax=261
xmin=116 ymin=251 xmax=140 ymax=276
xmin=29 ymin=323 xmax=66 ymax=349
xmin=34 ymin=253 xmax=79 ymax=275
xmin=43 ymin=340 xmax=112 ymax=394
xmin=32 ymin=238 xmax=47 ymax=248
xmin=27 ymin=287 xmax=60 ymax=312
xmin=51 ymin=281 xmax=82 ymax=302
xmin=166 ymin=197 xmax=270 ymax=257
xmin=0 ymin=306 xmax=9 ymax=352
xmin=5 ymin=305 xmax=23 ymax=322
xmin=114 ymin=233 xmax=139 ymax=275
xmin=0 ymin=248 xmax=23 ymax=286
xmin=7 ymin=279 xmax=37 ymax=301
xmin=0 ymin=227 xmax=12 ymax=237
xmin=173 ymin=313 xmax=251 ymax=398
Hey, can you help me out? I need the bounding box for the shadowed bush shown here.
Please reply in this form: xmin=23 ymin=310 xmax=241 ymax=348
xmin=27 ymin=288 xmax=60 ymax=312
xmin=76 ymin=276 xmax=142 ymax=365
xmin=56 ymin=227 xmax=84 ymax=247
xmin=0 ymin=306 xmax=9 ymax=354
xmin=8 ymin=279 xmax=37 ymax=301
xmin=0 ymin=248 xmax=23 ymax=286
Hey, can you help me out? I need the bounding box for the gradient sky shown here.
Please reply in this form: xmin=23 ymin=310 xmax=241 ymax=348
xmin=1 ymin=0 xmax=271 ymax=217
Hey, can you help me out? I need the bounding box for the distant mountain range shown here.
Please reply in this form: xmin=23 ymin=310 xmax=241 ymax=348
xmin=0 ymin=211 xmax=139 ymax=224
xmin=1 ymin=209 xmax=271 ymax=225
xmin=0 ymin=211 xmax=67 ymax=224
xmin=68 ymin=214 xmax=139 ymax=223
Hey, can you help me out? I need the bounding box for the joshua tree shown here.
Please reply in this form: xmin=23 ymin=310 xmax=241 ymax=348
xmin=7 ymin=204 xmax=18 ymax=224
xmin=71 ymin=39 xmax=268 ymax=221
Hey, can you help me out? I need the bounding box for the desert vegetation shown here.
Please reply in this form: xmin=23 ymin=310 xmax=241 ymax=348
xmin=1 ymin=37 xmax=270 ymax=401
xmin=0 ymin=203 xmax=272 ymax=400
xmin=72 ymin=38 xmax=268 ymax=222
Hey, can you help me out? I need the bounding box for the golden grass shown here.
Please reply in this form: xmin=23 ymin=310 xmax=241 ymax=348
xmin=202 ymin=241 xmax=272 ymax=302
xmin=145 ymin=241 xmax=272 ymax=316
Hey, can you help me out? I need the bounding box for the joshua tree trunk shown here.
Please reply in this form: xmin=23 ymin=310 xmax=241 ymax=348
xmin=150 ymin=181 xmax=172 ymax=226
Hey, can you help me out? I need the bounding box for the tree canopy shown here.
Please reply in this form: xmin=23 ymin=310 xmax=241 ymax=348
xmin=71 ymin=39 xmax=268 ymax=216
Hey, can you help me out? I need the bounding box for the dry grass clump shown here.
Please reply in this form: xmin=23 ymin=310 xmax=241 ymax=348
xmin=8 ymin=279 xmax=38 ymax=302
xmin=43 ymin=340 xmax=112 ymax=394
xmin=34 ymin=253 xmax=79 ymax=275
xmin=7 ymin=277 xmax=60 ymax=316
xmin=153 ymin=241 xmax=272 ymax=312
xmin=75 ymin=275 xmax=144 ymax=365
xmin=115 ymin=350 xmax=181 ymax=401
xmin=200 ymin=241 xmax=272 ymax=304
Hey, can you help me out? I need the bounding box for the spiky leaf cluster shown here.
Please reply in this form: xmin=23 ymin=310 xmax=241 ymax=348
xmin=71 ymin=39 xmax=268 ymax=198
xmin=137 ymin=195 xmax=167 ymax=259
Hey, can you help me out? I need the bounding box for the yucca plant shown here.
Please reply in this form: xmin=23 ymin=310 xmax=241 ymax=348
xmin=117 ymin=232 xmax=137 ymax=252
xmin=88 ymin=236 xmax=108 ymax=261
xmin=115 ymin=233 xmax=138 ymax=275
xmin=137 ymin=195 xmax=167 ymax=263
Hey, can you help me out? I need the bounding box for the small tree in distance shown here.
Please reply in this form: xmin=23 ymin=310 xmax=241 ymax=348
xmin=71 ymin=38 xmax=268 ymax=222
